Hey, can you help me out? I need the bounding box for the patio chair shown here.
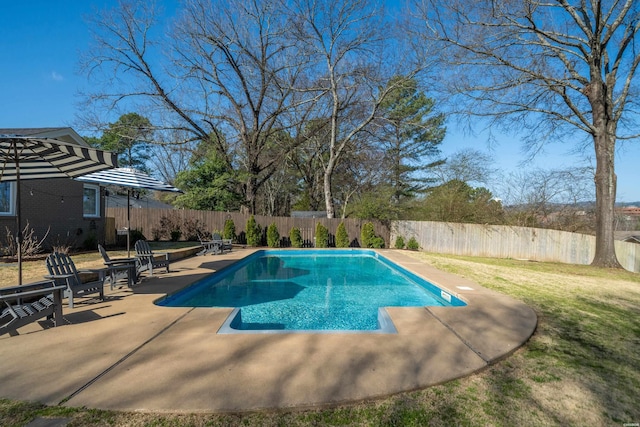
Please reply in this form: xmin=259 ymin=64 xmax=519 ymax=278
xmin=1 ymin=280 xmax=66 ymax=336
xmin=197 ymin=232 xmax=221 ymax=256
xmin=212 ymin=233 xmax=233 ymax=253
xmin=98 ymin=244 xmax=139 ymax=289
xmin=134 ymin=240 xmax=170 ymax=276
xmin=45 ymin=252 xmax=106 ymax=309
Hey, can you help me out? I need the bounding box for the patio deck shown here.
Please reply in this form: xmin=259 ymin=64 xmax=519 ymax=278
xmin=0 ymin=249 xmax=536 ymax=413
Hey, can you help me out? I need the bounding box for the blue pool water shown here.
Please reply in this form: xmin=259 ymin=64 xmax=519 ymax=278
xmin=156 ymin=250 xmax=466 ymax=332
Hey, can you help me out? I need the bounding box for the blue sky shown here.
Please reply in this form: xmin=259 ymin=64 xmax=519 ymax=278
xmin=1 ymin=0 xmax=639 ymax=202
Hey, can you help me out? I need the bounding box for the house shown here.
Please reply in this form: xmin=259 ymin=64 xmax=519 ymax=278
xmin=291 ymin=211 xmax=328 ymax=218
xmin=0 ymin=127 xmax=109 ymax=252
xmin=615 ymin=232 xmax=640 ymax=244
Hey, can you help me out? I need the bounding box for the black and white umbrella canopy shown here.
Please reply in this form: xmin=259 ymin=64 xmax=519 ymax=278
xmin=0 ymin=136 xmax=118 ymax=182
xmin=77 ymin=167 xmax=182 ymax=255
xmin=0 ymin=135 xmax=118 ymax=285
xmin=77 ymin=167 xmax=181 ymax=193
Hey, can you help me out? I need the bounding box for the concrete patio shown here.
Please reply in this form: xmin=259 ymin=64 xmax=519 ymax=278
xmin=0 ymin=249 xmax=537 ymax=413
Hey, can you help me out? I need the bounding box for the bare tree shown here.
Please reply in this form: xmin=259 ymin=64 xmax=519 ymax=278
xmin=413 ymin=0 xmax=640 ymax=267
xmin=148 ymin=128 xmax=195 ymax=184
xmin=287 ymin=0 xmax=414 ymax=218
xmin=432 ymin=148 xmax=496 ymax=186
xmin=80 ymin=0 xmax=310 ymax=213
xmin=501 ymin=167 xmax=595 ymax=231
xmin=288 ymin=120 xmax=330 ymax=212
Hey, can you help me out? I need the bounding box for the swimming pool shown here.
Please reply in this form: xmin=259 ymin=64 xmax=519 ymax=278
xmin=156 ymin=249 xmax=466 ymax=333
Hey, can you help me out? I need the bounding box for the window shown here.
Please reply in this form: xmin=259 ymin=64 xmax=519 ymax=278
xmin=0 ymin=182 xmax=15 ymax=216
xmin=83 ymin=184 xmax=100 ymax=217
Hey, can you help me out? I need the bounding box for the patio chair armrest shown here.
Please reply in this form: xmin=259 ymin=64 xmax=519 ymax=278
xmin=44 ymin=273 xmax=74 ymax=281
xmin=104 ymin=264 xmax=135 ymax=272
xmin=76 ymin=268 xmax=111 ymax=282
xmin=103 ymin=259 xmax=136 ymax=266
xmin=77 ymin=268 xmax=106 ymax=274
xmin=0 ymin=284 xmax=66 ymax=301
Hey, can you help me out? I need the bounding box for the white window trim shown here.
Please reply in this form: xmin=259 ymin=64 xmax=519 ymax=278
xmin=0 ymin=182 xmax=16 ymax=216
xmin=83 ymin=184 xmax=101 ymax=218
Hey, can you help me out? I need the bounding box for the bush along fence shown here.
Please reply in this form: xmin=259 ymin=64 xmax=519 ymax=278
xmin=105 ymin=207 xmax=389 ymax=249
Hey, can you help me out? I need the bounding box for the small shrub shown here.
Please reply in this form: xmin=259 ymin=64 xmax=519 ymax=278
xmin=246 ymin=215 xmax=262 ymax=247
xmin=183 ymin=218 xmax=207 ymax=241
xmin=371 ymin=236 xmax=385 ymax=248
xmin=83 ymin=232 xmax=98 ymax=251
xmin=151 ymin=227 xmax=162 ymax=241
xmin=315 ymin=223 xmax=329 ymax=248
xmin=129 ymin=229 xmax=146 ymax=246
xmin=49 ymin=234 xmax=75 ymax=255
xmin=394 ymin=236 xmax=405 ymax=249
xmin=267 ymin=223 xmax=280 ymax=247
xmin=223 ymin=219 xmax=236 ymax=242
xmin=360 ymin=222 xmax=376 ymax=248
xmin=170 ymin=230 xmax=182 ymax=242
xmin=406 ymin=237 xmax=420 ymax=251
xmin=336 ymin=222 xmax=350 ymax=248
xmin=157 ymin=213 xmax=182 ymax=240
xmin=290 ymin=227 xmax=303 ymax=248
xmin=51 ymin=244 xmax=71 ymax=254
xmin=3 ymin=222 xmax=50 ymax=257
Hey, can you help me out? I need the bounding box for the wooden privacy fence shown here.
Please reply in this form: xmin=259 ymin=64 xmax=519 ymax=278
xmin=391 ymin=220 xmax=640 ymax=273
xmin=105 ymin=208 xmax=639 ymax=272
xmin=105 ymin=207 xmax=389 ymax=247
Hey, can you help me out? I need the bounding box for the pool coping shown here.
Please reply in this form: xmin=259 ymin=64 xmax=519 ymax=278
xmin=0 ymin=248 xmax=537 ymax=413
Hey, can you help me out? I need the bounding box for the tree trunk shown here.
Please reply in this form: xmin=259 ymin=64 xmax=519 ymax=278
xmin=591 ymin=132 xmax=621 ymax=268
xmin=324 ymin=158 xmax=336 ymax=218
xmin=590 ymin=81 xmax=622 ymax=268
xmin=244 ymin=175 xmax=258 ymax=215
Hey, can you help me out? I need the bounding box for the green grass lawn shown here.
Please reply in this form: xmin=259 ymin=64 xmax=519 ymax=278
xmin=1 ymin=251 xmax=639 ymax=426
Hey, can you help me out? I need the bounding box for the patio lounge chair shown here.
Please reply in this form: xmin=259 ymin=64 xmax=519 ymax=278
xmin=197 ymin=232 xmax=221 ymax=256
xmin=98 ymin=244 xmax=138 ymax=289
xmin=0 ymin=280 xmax=66 ymax=336
xmin=45 ymin=252 xmax=106 ymax=308
xmin=212 ymin=233 xmax=233 ymax=253
xmin=134 ymin=240 xmax=170 ymax=276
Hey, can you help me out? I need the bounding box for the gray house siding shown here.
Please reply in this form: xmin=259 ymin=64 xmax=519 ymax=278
xmin=0 ymin=178 xmax=106 ymax=251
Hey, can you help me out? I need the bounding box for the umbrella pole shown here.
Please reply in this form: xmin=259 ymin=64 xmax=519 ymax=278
xmin=13 ymin=142 xmax=22 ymax=286
xmin=127 ymin=189 xmax=131 ymax=257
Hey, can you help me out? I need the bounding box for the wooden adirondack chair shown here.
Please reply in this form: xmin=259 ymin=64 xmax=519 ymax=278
xmin=0 ymin=280 xmax=66 ymax=336
xmin=98 ymin=244 xmax=138 ymax=289
xmin=45 ymin=252 xmax=106 ymax=308
xmin=212 ymin=233 xmax=233 ymax=253
xmin=134 ymin=240 xmax=170 ymax=276
xmin=196 ymin=232 xmax=221 ymax=256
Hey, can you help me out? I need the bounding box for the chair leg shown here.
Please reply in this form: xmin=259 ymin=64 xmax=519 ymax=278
xmin=53 ymin=290 xmax=63 ymax=327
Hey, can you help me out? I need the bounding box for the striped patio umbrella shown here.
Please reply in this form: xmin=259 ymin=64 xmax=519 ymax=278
xmin=0 ymin=135 xmax=118 ymax=285
xmin=77 ymin=167 xmax=182 ymax=256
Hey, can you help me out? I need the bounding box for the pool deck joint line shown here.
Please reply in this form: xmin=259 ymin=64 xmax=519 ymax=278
xmin=0 ymin=248 xmax=537 ymax=413
xmin=425 ymin=306 xmax=489 ymax=363
xmin=58 ymin=307 xmax=195 ymax=406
